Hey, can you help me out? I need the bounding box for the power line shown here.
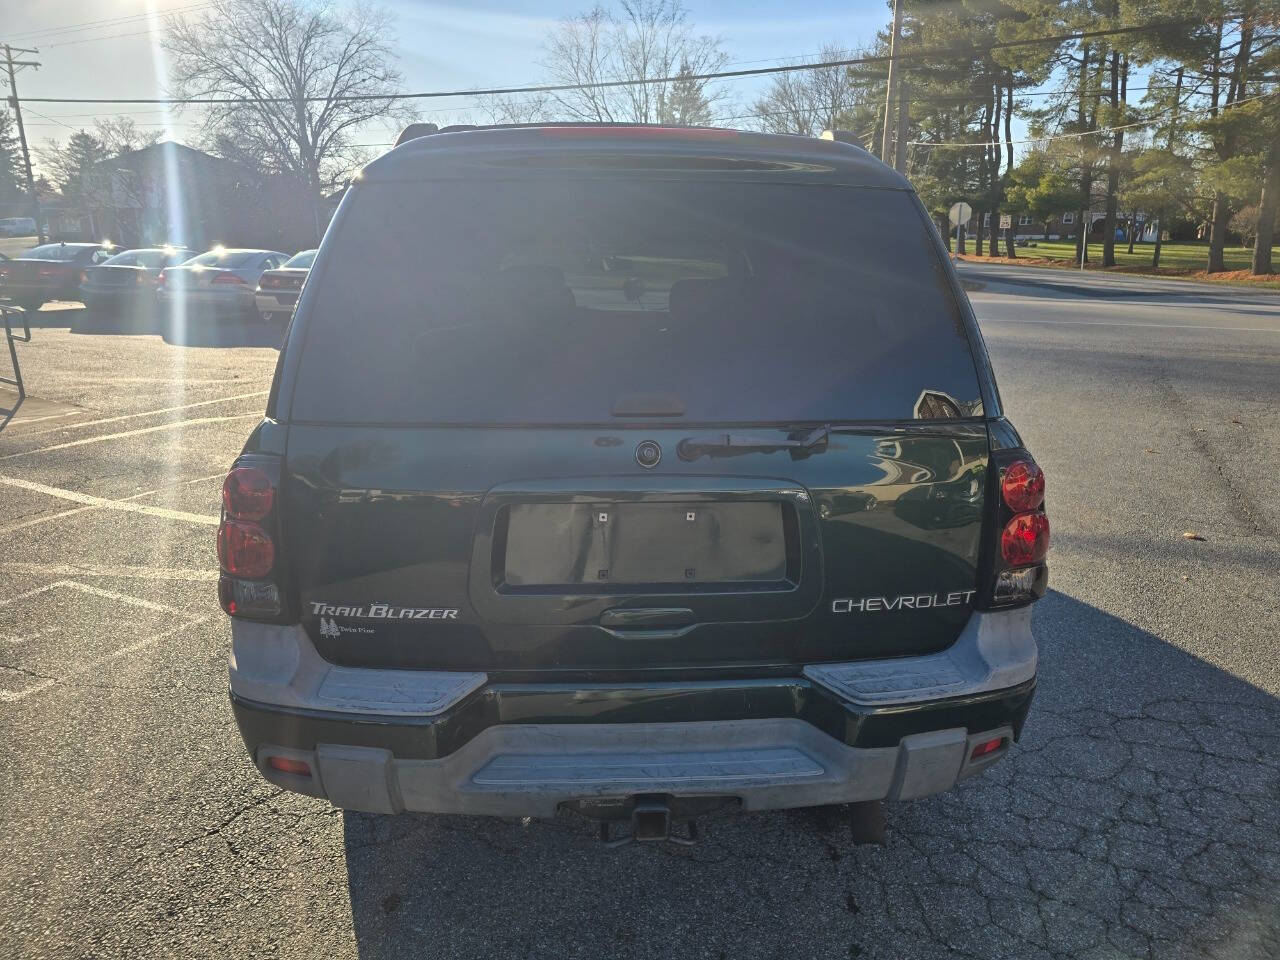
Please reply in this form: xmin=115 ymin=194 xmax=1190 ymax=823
xmin=46 ymin=29 xmax=162 ymax=49
xmin=0 ymin=2 xmax=214 ymax=42
xmin=13 ymin=20 xmax=1197 ymax=105
xmin=907 ymin=89 xmax=1274 ymax=149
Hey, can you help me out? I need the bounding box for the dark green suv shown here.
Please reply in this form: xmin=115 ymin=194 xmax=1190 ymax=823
xmin=221 ymin=125 xmax=1048 ymax=842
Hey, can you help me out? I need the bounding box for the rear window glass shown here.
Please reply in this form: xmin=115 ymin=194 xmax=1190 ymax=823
xmin=292 ymin=179 xmax=981 ymax=423
xmin=26 ymin=244 xmax=86 ymax=261
xmin=103 ymin=251 xmax=142 ymax=267
xmin=285 ymin=250 xmax=316 ymax=269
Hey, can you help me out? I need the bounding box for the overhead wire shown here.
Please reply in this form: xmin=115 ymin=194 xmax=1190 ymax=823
xmin=12 ymin=20 xmax=1199 ymax=105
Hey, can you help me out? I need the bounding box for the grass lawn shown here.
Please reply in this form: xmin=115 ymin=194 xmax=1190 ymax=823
xmin=1017 ymin=240 xmax=1260 ymax=271
xmin=955 ymin=239 xmax=1280 ymax=289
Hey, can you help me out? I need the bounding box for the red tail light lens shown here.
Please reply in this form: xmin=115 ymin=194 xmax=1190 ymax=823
xmin=1001 ymin=460 xmax=1045 ymax=512
xmin=971 ymin=736 xmax=1005 ymax=760
xmin=1001 ymin=511 xmax=1049 ymax=566
xmin=266 ymin=755 xmax=312 ymax=777
xmin=156 ymin=269 xmax=167 ymax=289
xmin=222 ymin=466 xmax=274 ymax=521
xmin=218 ymin=520 xmax=275 ymax=577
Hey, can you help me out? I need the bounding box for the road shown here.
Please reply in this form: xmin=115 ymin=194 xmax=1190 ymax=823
xmin=0 ymin=273 xmax=1277 ymax=960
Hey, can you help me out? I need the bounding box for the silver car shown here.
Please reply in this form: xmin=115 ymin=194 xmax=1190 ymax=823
xmin=158 ymin=248 xmax=288 ymax=319
xmin=254 ymin=249 xmax=316 ymax=322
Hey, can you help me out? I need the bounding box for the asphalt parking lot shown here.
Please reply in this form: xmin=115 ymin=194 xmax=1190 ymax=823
xmin=1 ymin=272 xmax=1278 ymax=959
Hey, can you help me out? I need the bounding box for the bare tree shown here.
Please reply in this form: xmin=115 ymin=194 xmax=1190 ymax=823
xmin=751 ymin=46 xmax=877 ymax=138
xmin=539 ymin=0 xmax=728 ymax=124
xmin=94 ymin=117 xmax=161 ymax=157
xmin=164 ymin=0 xmax=412 ymax=236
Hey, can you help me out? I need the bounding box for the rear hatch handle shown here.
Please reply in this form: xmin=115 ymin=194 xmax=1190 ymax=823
xmin=677 ymin=424 xmax=830 ymax=462
xmin=600 ymin=607 xmax=695 ymax=629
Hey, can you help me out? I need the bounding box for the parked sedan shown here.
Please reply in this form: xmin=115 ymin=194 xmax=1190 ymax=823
xmin=81 ymin=246 xmax=193 ymax=315
xmin=158 ymin=248 xmax=289 ymax=320
xmin=254 ymin=248 xmax=315 ymax=322
xmin=0 ymin=242 xmax=115 ymax=311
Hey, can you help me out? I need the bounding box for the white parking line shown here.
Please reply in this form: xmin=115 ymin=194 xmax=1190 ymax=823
xmin=0 ymin=614 xmax=212 ymax=703
xmin=0 ymin=561 xmax=218 ymax=582
xmin=0 ymin=471 xmax=225 ymax=536
xmin=14 ymin=389 xmax=269 ymax=440
xmin=57 ymin=579 xmax=196 ymax=616
xmin=0 ymin=413 xmax=261 ymax=460
xmin=0 ymin=475 xmax=219 ymax=525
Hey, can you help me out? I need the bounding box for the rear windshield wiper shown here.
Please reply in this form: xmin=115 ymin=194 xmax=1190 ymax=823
xmin=677 ymin=424 xmax=830 ymax=461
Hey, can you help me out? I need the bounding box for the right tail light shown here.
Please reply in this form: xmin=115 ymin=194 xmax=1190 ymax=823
xmin=980 ymin=452 xmax=1049 ymax=608
xmin=218 ymin=457 xmax=290 ymax=620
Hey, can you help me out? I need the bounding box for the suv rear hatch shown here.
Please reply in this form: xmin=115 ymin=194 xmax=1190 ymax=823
xmin=276 ymin=136 xmax=992 ymax=678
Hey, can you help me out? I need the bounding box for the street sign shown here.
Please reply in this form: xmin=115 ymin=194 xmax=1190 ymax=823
xmin=948 ymin=202 xmax=973 ymax=227
xmin=999 ymin=214 xmax=1012 ymax=230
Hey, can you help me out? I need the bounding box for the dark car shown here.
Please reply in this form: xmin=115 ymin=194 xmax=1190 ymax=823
xmin=81 ymin=246 xmax=193 ymax=314
xmin=0 ymin=242 xmax=115 ymax=311
xmin=222 ymin=125 xmax=1049 ymax=844
xmin=254 ymin=249 xmax=316 ymax=322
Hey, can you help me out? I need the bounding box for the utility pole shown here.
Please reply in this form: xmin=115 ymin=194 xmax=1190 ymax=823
xmin=880 ymin=0 xmax=904 ymax=165
xmin=3 ymin=44 xmax=44 ymax=244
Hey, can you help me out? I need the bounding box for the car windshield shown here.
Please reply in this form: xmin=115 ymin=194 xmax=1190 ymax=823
xmin=294 ymin=179 xmax=980 ymax=424
xmin=284 ymin=250 xmax=316 ymax=269
xmin=184 ymin=250 xmax=258 ymax=268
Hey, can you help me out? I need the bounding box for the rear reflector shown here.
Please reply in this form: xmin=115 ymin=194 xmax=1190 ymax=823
xmin=219 ymin=576 xmax=281 ymax=617
xmin=266 ymin=755 xmax=312 ymax=778
xmin=1001 ymin=511 xmax=1049 ymax=567
xmin=217 ymin=520 xmax=275 ymax=577
xmin=222 ymin=466 xmax=274 ymax=521
xmin=971 ymin=737 xmax=1005 ymax=760
xmin=994 ymin=566 xmax=1039 ymax=601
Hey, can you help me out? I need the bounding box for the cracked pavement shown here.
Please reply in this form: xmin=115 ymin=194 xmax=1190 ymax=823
xmin=1 ymin=271 xmax=1278 ymax=959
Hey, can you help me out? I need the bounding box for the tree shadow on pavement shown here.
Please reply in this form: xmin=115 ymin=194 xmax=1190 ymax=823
xmin=342 ymin=590 xmax=1280 ymax=960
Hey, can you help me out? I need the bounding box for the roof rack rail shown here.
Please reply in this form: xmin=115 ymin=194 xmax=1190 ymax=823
xmin=820 ymin=129 xmax=870 ymax=153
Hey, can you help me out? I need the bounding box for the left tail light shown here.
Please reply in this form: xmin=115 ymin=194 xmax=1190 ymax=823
xmin=156 ymin=269 xmax=167 ymax=290
xmin=218 ymin=456 xmax=291 ymax=620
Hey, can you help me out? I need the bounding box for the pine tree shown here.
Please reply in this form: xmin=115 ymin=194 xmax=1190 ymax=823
xmin=0 ymin=110 xmax=24 ymax=203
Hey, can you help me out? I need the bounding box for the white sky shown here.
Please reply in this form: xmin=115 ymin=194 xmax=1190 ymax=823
xmin=5 ymin=0 xmax=889 ymax=171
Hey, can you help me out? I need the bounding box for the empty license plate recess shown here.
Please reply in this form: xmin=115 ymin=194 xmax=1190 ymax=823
xmin=501 ymin=501 xmax=790 ymax=587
